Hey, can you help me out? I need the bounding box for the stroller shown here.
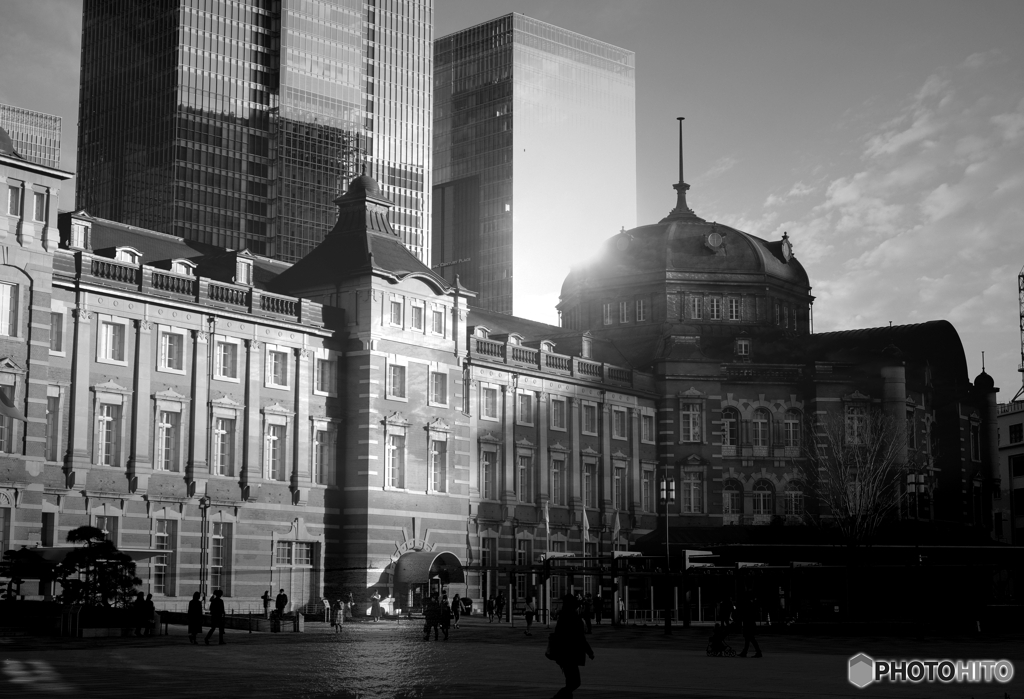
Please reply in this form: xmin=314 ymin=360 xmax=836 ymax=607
xmin=706 ymin=623 xmax=737 ymax=657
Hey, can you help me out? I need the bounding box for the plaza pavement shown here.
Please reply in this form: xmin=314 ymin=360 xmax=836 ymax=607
xmin=1 ymin=615 xmax=1021 ymax=698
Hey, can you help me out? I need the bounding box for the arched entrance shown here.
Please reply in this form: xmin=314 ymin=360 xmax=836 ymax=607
xmin=392 ymin=551 xmax=465 ymax=611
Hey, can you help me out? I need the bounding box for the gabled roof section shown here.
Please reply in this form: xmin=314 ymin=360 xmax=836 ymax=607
xmin=271 ymin=172 xmax=452 ymax=297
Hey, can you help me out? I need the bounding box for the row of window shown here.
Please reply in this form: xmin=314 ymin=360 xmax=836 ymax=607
xmin=6 ymin=184 xmax=47 ymax=222
xmin=601 ymin=298 xmax=649 ymax=325
xmin=383 ymin=431 xmax=450 ymax=493
xmin=387 ymin=296 xmax=447 ymax=336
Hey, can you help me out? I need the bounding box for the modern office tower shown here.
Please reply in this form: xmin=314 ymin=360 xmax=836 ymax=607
xmin=433 ymin=14 xmax=635 ymax=316
xmin=0 ymin=104 xmax=61 ymax=169
xmin=76 ymin=0 xmax=432 ymax=263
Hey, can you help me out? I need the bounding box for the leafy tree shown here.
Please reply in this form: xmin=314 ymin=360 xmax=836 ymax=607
xmin=55 ymin=526 xmax=141 ymax=607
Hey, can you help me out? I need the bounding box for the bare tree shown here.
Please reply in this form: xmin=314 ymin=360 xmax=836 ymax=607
xmin=802 ymin=407 xmax=908 ymax=546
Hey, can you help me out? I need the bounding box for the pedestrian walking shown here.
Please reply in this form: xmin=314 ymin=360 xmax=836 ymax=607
xmin=485 ymin=595 xmax=495 ymax=622
xmin=345 ymin=593 xmax=354 ymax=621
xmin=451 ymin=593 xmax=462 ymax=629
xmin=370 ymin=590 xmax=382 ymax=621
xmin=333 ymin=599 xmax=344 ymax=634
xmin=495 ymin=591 xmax=506 ymax=621
xmin=262 ymin=590 xmax=272 ymax=619
xmin=545 ymin=593 xmax=594 ymax=698
xmin=422 ymin=597 xmax=440 ymax=640
xmin=524 ymin=596 xmax=536 ymax=636
xmin=187 ymin=591 xmax=203 ymax=645
xmin=133 ymin=592 xmax=148 ymax=637
xmin=582 ymin=593 xmax=593 ymax=634
xmin=617 ymin=597 xmax=625 ymax=624
xmin=439 ymin=599 xmax=453 ymax=640
xmin=205 ymin=589 xmax=226 ymax=645
xmin=275 ymin=588 xmax=288 ymax=618
xmin=737 ymin=595 xmax=762 ymax=658
xmin=593 ymin=593 xmax=603 ymax=625
xmin=145 ymin=593 xmax=157 ymax=636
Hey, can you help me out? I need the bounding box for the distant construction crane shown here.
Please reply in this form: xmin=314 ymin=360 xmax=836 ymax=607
xmin=1016 ymin=264 xmax=1024 ymax=401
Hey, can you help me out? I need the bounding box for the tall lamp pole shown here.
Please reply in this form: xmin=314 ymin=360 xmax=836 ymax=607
xmin=198 ymin=496 xmax=211 ymax=601
xmin=659 ymin=471 xmax=675 ymax=635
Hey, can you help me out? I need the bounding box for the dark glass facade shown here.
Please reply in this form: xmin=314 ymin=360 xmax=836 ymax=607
xmin=0 ymin=104 xmax=62 ymax=169
xmin=433 ymin=14 xmax=635 ymax=316
xmin=77 ymin=0 xmax=432 ymax=263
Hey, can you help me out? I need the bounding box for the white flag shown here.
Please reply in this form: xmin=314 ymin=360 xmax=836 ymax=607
xmin=544 ymin=500 xmax=550 ymax=526
xmin=582 ymin=509 xmax=590 ymax=544
xmin=612 ymin=513 xmax=621 ymax=550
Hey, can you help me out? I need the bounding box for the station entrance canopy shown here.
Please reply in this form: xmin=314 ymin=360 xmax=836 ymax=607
xmin=392 ymin=551 xmax=465 ymax=586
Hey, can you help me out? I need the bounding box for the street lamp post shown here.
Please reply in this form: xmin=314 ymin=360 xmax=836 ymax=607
xmin=659 ymin=471 xmax=675 ymax=635
xmin=198 ymin=496 xmax=211 ymax=602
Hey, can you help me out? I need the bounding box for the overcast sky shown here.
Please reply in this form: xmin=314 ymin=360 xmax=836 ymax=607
xmin=2 ymin=1 xmax=1022 ymax=397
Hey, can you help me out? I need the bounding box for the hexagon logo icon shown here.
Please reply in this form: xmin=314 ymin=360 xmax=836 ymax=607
xmin=848 ymin=653 xmax=874 ymax=688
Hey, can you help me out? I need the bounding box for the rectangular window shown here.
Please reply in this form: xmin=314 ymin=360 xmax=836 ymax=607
xmin=517 ymin=393 xmax=533 ymax=425
xmin=159 ymin=330 xmax=185 ymax=372
xmin=515 ymin=540 xmax=530 ymax=600
xmin=7 ymin=185 xmax=20 ymax=216
xmin=210 ymin=522 xmax=229 ymax=591
xmin=235 ymin=260 xmax=253 ymax=285
xmin=389 ymin=299 xmax=403 ymax=326
xmin=517 ymin=454 xmax=532 ymax=502
xmin=728 ymin=297 xmax=740 ymax=321
xmin=642 ymin=470 xmax=654 ymax=512
xmin=784 ymin=414 xmax=801 ymax=449
xmin=97 ymin=320 xmax=126 ymax=362
xmin=752 ymin=414 xmax=770 ymax=448
xmin=275 ymin=541 xmax=292 ymax=565
xmin=215 ymin=340 xmax=238 ymax=380
xmin=551 ymin=398 xmax=566 ymax=430
xmin=784 ymin=491 xmax=804 ymax=516
xmin=642 ymin=413 xmax=655 ymax=442
xmin=619 ymin=301 xmax=628 ymax=323
xmin=70 ymin=222 xmax=87 ymax=248
xmin=411 ymin=305 xmax=424 ymax=330
xmin=481 ymin=386 xmax=498 ymax=420
xmin=155 ymin=411 xmax=180 ymax=471
xmin=709 ymin=297 xmax=721 ymax=320
xmin=387 ymin=364 xmax=406 ymax=399
xmin=680 ymin=404 xmax=702 ymax=443
xmin=95 ymin=515 xmax=118 ymax=544
xmin=97 ymin=403 xmax=121 ymax=466
xmin=480 ymin=450 xmax=496 ymax=499
xmin=268 ymin=349 xmax=289 ymax=388
xmin=551 ymin=458 xmax=565 ymax=506
xmin=690 ymin=295 xmax=703 ymax=320
xmin=314 ymin=428 xmax=332 ymax=484
xmin=583 ymin=463 xmax=596 ymax=508
xmin=636 ymin=298 xmax=647 ymax=322
xmin=736 ymin=339 xmax=750 ymax=357
xmin=481 ymin=537 xmax=497 ymax=570
xmin=49 ymin=312 xmax=63 ymax=352
xmin=0 ymin=411 xmax=11 ymax=454
xmin=153 ymin=520 xmax=174 ymax=595
xmin=431 ymin=309 xmax=444 ymax=335
xmin=582 ymin=403 xmax=598 ymax=435
xmin=266 ymin=423 xmax=285 ymax=480
xmin=386 ymin=433 xmax=405 ymax=488
xmin=45 ymin=395 xmax=60 ymax=462
xmin=906 ymin=411 xmax=916 ymax=449
xmin=846 ymin=405 xmax=867 ymax=445
xmin=430 ymin=439 xmax=447 ymax=493
xmin=429 ymin=371 xmax=447 ymax=405
xmin=315 ymin=358 xmax=336 ymax=394
xmin=214 ymin=417 xmax=235 ymax=476
xmin=612 ymin=408 xmax=627 ymax=439
xmin=294 ymin=542 xmax=312 ymax=566
xmin=775 ymin=302 xmax=781 ymax=325
xmin=723 ymin=489 xmax=741 ymax=515
xmin=1009 ymin=423 xmax=1023 ymax=444
xmin=682 ymin=472 xmax=703 ymax=513
xmin=613 ymin=466 xmax=626 ymax=510
xmin=602 ymin=303 xmax=612 ymax=325
xmin=41 ymin=512 xmax=56 ymax=547
xmin=33 ymin=191 xmax=46 ymax=221
xmin=0 ymin=284 xmax=18 ymax=337
xmin=970 ymin=424 xmax=981 ymax=461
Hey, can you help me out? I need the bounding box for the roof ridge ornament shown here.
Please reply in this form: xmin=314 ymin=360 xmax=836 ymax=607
xmin=661 ymin=117 xmax=704 ymax=223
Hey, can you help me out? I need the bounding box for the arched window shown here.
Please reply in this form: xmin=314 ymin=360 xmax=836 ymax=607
xmin=722 ymin=408 xmax=739 ymax=455
xmin=722 ymin=479 xmax=743 ymax=520
xmin=752 ymin=480 xmax=774 ymax=519
xmin=784 ymin=409 xmax=802 ymax=453
xmin=752 ymin=408 xmax=771 ymax=455
xmin=115 ymin=247 xmax=141 ymax=264
xmin=784 ymin=481 xmax=804 ymax=518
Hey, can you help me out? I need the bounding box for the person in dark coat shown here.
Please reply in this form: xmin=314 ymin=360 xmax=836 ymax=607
xmin=145 ymin=593 xmax=157 ymax=636
xmin=262 ymin=590 xmax=272 ymax=619
xmin=275 ymin=589 xmax=288 ymax=618
xmin=485 ymin=595 xmax=495 ymax=622
xmin=547 ymin=594 xmax=594 ymax=698
xmin=422 ymin=597 xmax=440 ymax=640
xmin=439 ymin=599 xmax=453 ymax=640
xmin=495 ymin=591 xmax=506 ymax=621
xmin=187 ymin=591 xmax=204 ymax=644
xmin=582 ymin=594 xmax=593 ymax=634
xmin=205 ymin=589 xmax=226 ymax=645
xmin=370 ymin=591 xmax=382 ymax=621
xmin=593 ymin=593 xmax=603 ymax=625
xmin=133 ymin=592 xmax=148 ymax=636
xmin=451 ymin=593 xmax=462 ymax=629
xmin=737 ymin=595 xmax=762 ymax=658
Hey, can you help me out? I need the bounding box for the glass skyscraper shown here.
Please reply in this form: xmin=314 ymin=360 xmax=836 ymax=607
xmin=433 ymin=14 xmax=635 ymax=316
xmin=0 ymin=103 xmax=61 ymax=169
xmin=77 ymin=0 xmax=432 ymax=263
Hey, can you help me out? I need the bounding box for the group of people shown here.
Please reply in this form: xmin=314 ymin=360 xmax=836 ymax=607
xmin=483 ymin=591 xmax=506 ymax=621
xmin=132 ymin=592 xmax=157 ymax=637
xmin=186 ymin=589 xmax=227 ymax=645
xmin=710 ymin=594 xmax=763 ymax=658
xmin=329 ymin=593 xmax=356 ymax=632
xmin=260 ymin=589 xmax=291 ymax=619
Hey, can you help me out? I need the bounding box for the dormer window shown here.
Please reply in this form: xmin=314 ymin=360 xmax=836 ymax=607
xmin=474 ymin=326 xmax=490 ymax=339
xmin=508 ymin=334 xmax=522 ymax=346
xmin=115 ymin=247 xmax=141 ymax=264
xmin=172 ymin=259 xmax=196 ymax=276
xmin=736 ymin=338 xmax=751 ymax=357
xmin=581 ymin=337 xmax=593 ymax=359
xmin=235 ymin=258 xmax=253 ymax=286
xmin=540 ymin=341 xmax=555 ymax=353
xmin=70 ymin=221 xmax=89 ymax=249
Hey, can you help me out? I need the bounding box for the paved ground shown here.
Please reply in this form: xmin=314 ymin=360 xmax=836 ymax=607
xmin=2 ymin=616 xmax=1021 ymax=698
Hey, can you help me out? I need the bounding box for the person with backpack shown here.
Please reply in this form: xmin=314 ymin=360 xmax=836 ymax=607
xmin=545 ymin=594 xmax=594 ymax=698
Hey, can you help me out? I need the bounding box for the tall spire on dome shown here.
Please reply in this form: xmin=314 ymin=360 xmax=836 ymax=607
xmin=662 ymin=117 xmax=701 ymax=222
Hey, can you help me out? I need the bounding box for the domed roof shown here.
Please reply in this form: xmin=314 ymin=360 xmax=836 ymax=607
xmin=346 ymin=172 xmax=381 ymax=197
xmin=973 ymin=369 xmax=995 ymax=391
